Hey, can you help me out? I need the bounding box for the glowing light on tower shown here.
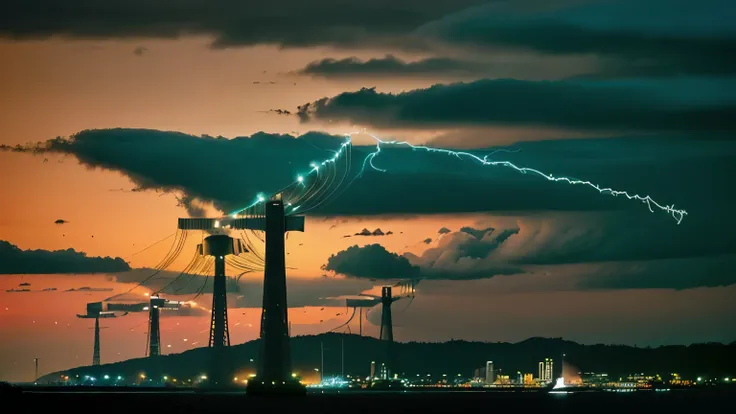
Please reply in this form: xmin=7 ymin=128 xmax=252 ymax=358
xmin=229 ymin=134 xmax=353 ymax=216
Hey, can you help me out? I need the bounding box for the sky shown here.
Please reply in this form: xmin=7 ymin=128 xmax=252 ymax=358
xmin=1 ymin=0 xmax=736 ymax=382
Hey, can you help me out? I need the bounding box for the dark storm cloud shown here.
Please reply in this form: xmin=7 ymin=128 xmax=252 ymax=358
xmin=0 ymin=240 xmax=130 ymax=274
xmin=297 ymin=78 xmax=736 ymax=133
xmin=2 ymin=1 xmax=733 ymax=79
xmin=404 ymin=226 xmax=523 ymax=280
xmin=420 ymin=0 xmax=736 ymax=77
xmin=2 ymin=128 xmax=352 ymax=214
xmin=5 ymin=130 xmax=735 ymax=283
xmin=295 ymin=55 xmax=493 ymax=78
xmin=324 ymin=243 xmax=520 ymax=281
xmin=4 ymin=130 xmax=735 ymax=258
xmin=0 ymin=0 xmax=485 ymax=48
xmin=402 ymin=222 xmax=736 ymax=290
xmin=324 ymin=244 xmax=420 ymax=280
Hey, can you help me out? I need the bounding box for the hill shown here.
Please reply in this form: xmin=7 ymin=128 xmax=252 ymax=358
xmin=39 ymin=334 xmax=736 ymax=383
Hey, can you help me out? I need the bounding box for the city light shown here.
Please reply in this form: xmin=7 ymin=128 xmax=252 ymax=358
xmin=103 ymin=375 xmax=109 ymax=380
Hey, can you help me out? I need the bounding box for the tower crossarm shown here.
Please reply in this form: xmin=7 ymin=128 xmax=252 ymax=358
xmin=177 ymin=216 xmax=305 ymax=233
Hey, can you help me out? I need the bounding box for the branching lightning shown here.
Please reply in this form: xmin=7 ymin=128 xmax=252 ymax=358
xmin=360 ymin=133 xmax=687 ymax=224
xmin=228 ymin=131 xmax=687 ymax=225
xmin=229 ymin=133 xmax=354 ymax=217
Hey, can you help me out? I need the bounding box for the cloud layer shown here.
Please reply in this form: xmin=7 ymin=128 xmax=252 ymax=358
xmin=6 ymin=128 xmax=731 ymax=224
xmin=323 ymin=217 xmax=736 ymax=290
xmin=0 ymin=0 xmax=483 ymax=48
xmin=418 ymin=0 xmax=736 ymax=77
xmin=295 ymin=55 xmax=493 ymax=79
xmin=3 ymin=1 xmax=733 ymax=79
xmin=0 ymin=240 xmax=130 ymax=274
xmin=297 ymin=78 xmax=736 ymax=133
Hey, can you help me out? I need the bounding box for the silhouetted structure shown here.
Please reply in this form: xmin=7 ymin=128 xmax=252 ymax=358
xmin=147 ymin=297 xmax=166 ymax=357
xmin=199 ymin=234 xmax=244 ymax=386
xmin=202 ymin=235 xmax=234 ymax=349
xmin=247 ymin=196 xmax=306 ymax=395
xmin=77 ymin=302 xmax=117 ymax=366
xmin=380 ymin=286 xmax=394 ymax=342
xmin=92 ymin=316 xmax=100 ymax=366
xmin=380 ymin=286 xmax=396 ymax=378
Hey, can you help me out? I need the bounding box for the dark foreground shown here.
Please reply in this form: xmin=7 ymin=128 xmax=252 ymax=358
xmin=6 ymin=387 xmax=735 ymax=414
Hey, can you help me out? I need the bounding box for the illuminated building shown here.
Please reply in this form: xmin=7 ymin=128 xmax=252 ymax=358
xmin=538 ymin=361 xmax=544 ymax=381
xmin=496 ymin=375 xmax=510 ymax=385
xmin=580 ymin=372 xmax=609 ymax=386
xmin=485 ymin=361 xmax=495 ymax=385
xmin=544 ymin=358 xmax=554 ymax=382
xmin=370 ymin=361 xmax=376 ymax=379
xmin=523 ymin=373 xmax=534 ymax=385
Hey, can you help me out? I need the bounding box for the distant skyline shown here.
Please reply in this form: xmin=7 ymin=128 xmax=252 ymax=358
xmin=1 ymin=0 xmax=735 ymax=382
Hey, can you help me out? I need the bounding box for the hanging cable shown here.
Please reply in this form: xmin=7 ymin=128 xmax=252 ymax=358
xmin=121 ymin=230 xmax=186 ymax=294
xmin=328 ymin=307 xmax=357 ymax=333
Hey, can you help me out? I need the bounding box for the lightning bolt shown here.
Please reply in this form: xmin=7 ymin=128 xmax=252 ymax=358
xmin=230 ymin=131 xmax=687 ymax=225
xmin=360 ymin=133 xmax=687 ymax=224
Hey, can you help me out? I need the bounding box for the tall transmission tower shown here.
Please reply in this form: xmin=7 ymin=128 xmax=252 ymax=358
xmin=147 ymin=296 xmax=166 ymax=357
xmin=77 ymin=302 xmax=117 ymax=367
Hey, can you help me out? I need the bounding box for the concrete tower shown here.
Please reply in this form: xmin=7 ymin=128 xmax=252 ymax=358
xmin=92 ymin=316 xmax=101 ymax=366
xmin=379 ymin=286 xmax=397 ymax=379
xmin=247 ymin=197 xmax=306 ymax=395
xmin=380 ymin=286 xmax=394 ymax=342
